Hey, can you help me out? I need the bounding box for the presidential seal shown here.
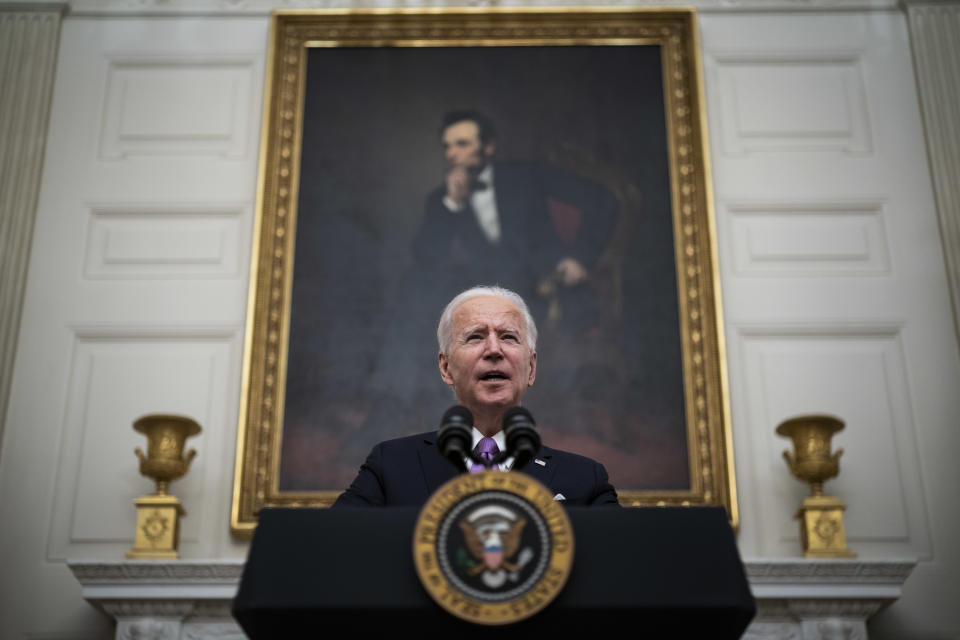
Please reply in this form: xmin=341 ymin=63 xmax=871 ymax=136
xmin=412 ymin=471 xmax=574 ymax=625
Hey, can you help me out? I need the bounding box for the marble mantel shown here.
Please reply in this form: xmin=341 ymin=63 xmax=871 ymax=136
xmin=742 ymin=558 xmax=917 ymax=640
xmin=68 ymin=558 xmax=915 ymax=639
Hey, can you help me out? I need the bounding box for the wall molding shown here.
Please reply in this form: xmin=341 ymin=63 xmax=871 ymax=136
xmin=68 ymin=558 xmax=916 ymax=639
xmin=0 ymin=3 xmax=64 ymax=463
xmin=98 ymin=55 xmax=256 ymax=160
xmin=746 ymin=558 xmax=916 ymax=586
xmin=734 ymin=322 xmax=905 ymax=338
xmin=724 ymin=200 xmax=890 ymax=277
xmin=84 ymin=203 xmax=247 ymax=279
xmin=0 ymin=0 xmax=903 ymax=17
xmin=709 ymin=51 xmax=873 ymax=156
xmin=45 ymin=328 xmax=239 ymax=560
xmin=904 ymin=0 xmax=960 ymax=345
xmin=70 ymin=560 xmax=245 ymax=586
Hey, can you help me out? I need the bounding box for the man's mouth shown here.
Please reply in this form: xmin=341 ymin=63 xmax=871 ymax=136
xmin=479 ymin=371 xmax=510 ymax=381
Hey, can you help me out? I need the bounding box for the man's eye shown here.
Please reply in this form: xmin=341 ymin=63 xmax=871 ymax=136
xmin=503 ymin=334 xmax=519 ymax=342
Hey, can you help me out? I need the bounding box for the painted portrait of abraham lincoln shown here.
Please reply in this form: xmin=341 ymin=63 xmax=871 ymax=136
xmin=278 ymin=42 xmax=688 ymax=497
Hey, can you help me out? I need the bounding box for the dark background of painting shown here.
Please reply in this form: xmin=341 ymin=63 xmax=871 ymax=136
xmin=279 ymin=44 xmax=687 ymax=492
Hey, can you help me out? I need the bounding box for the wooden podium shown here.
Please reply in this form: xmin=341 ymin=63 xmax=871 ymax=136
xmin=233 ymin=506 xmax=755 ymax=637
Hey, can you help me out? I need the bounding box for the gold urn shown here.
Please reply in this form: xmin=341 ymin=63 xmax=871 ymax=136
xmin=127 ymin=414 xmax=201 ymax=559
xmin=776 ymin=414 xmax=855 ymax=558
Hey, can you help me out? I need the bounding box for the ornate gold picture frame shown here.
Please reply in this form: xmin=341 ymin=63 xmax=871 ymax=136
xmin=232 ymin=8 xmax=736 ymax=535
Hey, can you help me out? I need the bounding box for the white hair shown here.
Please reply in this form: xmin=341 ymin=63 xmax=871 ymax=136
xmin=437 ymin=285 xmax=538 ymax=353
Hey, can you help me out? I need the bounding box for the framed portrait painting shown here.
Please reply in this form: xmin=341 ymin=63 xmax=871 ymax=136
xmin=232 ymin=8 xmax=736 ymax=534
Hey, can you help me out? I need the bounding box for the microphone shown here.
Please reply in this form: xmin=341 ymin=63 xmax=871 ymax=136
xmin=502 ymin=407 xmax=541 ymax=471
xmin=437 ymin=405 xmax=474 ymax=473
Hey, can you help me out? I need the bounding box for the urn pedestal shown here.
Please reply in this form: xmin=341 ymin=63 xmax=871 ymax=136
xmin=776 ymin=414 xmax=855 ymax=559
xmin=126 ymin=414 xmax=200 ymax=560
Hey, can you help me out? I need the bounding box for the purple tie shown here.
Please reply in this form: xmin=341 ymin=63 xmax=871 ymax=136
xmin=470 ymin=437 xmax=499 ymax=473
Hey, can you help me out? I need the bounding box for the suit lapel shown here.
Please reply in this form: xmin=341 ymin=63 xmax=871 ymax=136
xmin=456 ymin=201 xmax=497 ymax=254
xmin=417 ymin=433 xmax=459 ymax=494
xmin=518 ymin=447 xmax=556 ymax=489
xmin=493 ymin=164 xmax=525 ymax=248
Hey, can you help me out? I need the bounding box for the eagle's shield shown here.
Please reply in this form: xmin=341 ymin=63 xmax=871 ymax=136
xmin=483 ymin=546 xmax=504 ymax=570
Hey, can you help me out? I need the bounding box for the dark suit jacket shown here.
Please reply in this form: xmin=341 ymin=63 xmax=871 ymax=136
xmin=411 ymin=162 xmax=619 ymax=291
xmin=332 ymin=431 xmax=620 ymax=508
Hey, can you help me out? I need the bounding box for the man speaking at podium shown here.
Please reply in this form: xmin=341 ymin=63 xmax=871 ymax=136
xmin=334 ymin=285 xmax=619 ymax=507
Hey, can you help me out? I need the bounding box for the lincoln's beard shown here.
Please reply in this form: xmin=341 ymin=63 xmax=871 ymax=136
xmin=466 ymin=154 xmax=492 ymax=182
xmin=462 ymin=150 xmax=490 ymax=171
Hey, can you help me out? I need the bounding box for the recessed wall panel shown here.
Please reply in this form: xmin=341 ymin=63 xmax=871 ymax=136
xmin=84 ymin=205 xmax=243 ymax=278
xmin=99 ymin=57 xmax=253 ymax=159
xmin=713 ymin=54 xmax=872 ymax=155
xmin=47 ymin=331 xmax=233 ymax=560
xmin=738 ymin=327 xmax=931 ymax=558
xmin=726 ymin=202 xmax=890 ymax=276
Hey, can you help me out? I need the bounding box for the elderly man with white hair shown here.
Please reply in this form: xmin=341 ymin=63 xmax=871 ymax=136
xmin=334 ymin=285 xmax=619 ymax=507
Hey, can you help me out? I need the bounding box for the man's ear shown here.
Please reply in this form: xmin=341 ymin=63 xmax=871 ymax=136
xmin=527 ymin=351 xmax=537 ymax=387
xmin=484 ymin=141 xmax=496 ymax=158
xmin=438 ymin=352 xmax=454 ymax=386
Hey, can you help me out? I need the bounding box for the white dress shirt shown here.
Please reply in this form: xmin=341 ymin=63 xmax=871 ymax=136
xmin=466 ymin=426 xmax=514 ymax=471
xmin=442 ymin=164 xmax=501 ymax=244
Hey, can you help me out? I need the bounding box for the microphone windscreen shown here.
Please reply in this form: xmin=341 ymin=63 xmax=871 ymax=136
xmin=502 ymin=406 xmax=539 ymax=471
xmin=441 ymin=405 xmax=474 ymax=428
xmin=503 ymin=406 xmax=535 ymax=428
xmin=438 ymin=405 xmax=473 ymax=474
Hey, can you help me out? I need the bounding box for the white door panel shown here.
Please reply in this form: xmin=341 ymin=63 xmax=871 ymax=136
xmin=702 ymin=11 xmax=960 ymax=636
xmin=0 ymin=16 xmax=265 ymax=637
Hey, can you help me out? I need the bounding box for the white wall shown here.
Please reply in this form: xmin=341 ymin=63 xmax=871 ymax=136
xmin=0 ymin=4 xmax=957 ymax=639
xmin=699 ymin=11 xmax=960 ymax=638
xmin=0 ymin=14 xmax=265 ymax=638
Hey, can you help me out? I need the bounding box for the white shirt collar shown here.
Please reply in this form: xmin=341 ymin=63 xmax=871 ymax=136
xmin=476 ymin=163 xmax=494 ymax=186
xmin=471 ymin=426 xmax=505 ymax=452
xmin=468 ymin=426 xmax=512 ymax=470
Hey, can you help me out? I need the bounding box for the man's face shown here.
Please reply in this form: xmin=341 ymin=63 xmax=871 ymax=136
xmin=438 ymin=296 xmax=537 ymax=414
xmin=442 ymin=120 xmax=495 ymax=172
